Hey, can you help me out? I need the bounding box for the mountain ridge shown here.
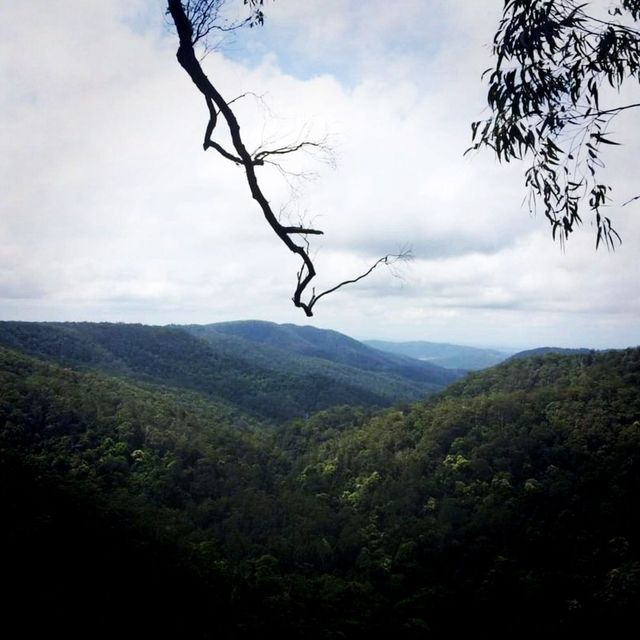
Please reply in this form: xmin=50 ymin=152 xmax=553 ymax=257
xmin=189 ymin=320 xmax=461 ymax=383
xmin=364 ymin=338 xmax=511 ymax=370
xmin=0 ymin=320 xmax=461 ymax=421
xmin=507 ymin=346 xmax=595 ymax=361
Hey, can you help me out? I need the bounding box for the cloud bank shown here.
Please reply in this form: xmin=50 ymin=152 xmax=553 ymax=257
xmin=1 ymin=0 xmax=638 ymax=349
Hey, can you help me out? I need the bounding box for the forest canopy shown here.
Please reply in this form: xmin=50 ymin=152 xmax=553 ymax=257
xmin=2 ymin=330 xmax=639 ymax=637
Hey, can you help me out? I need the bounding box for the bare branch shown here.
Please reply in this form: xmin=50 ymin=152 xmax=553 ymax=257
xmin=225 ymin=91 xmax=266 ymax=110
xmin=203 ymin=94 xmax=217 ymax=140
xmin=622 ymin=194 xmax=640 ymax=206
xmin=263 ymin=160 xmax=320 ymax=194
xmin=281 ymin=226 xmax=324 ymax=235
xmin=258 ymin=133 xmax=334 ymax=195
xmin=204 ymin=139 xmax=244 ymax=163
xmin=254 ymin=140 xmax=330 ymax=162
xmin=202 ymin=95 xmax=243 ymax=162
xmin=304 ymin=250 xmax=414 ymax=314
xmin=167 ymin=0 xmax=400 ymax=316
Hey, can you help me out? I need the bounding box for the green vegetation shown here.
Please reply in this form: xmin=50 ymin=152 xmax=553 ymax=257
xmin=507 ymin=346 xmax=594 ymax=361
xmin=0 ymin=321 xmax=458 ymax=422
xmin=189 ymin=320 xmax=459 ymax=384
xmin=1 ymin=326 xmax=639 ymax=637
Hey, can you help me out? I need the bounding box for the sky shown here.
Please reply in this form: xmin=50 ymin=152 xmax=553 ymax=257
xmin=1 ymin=0 xmax=639 ymax=350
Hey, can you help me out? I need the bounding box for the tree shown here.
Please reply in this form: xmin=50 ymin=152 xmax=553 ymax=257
xmin=166 ymin=0 xmax=409 ymax=317
xmin=469 ymin=0 xmax=640 ymax=248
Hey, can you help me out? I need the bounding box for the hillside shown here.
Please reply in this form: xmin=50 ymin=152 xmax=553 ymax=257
xmin=365 ymin=338 xmax=511 ymax=370
xmin=186 ymin=321 xmax=460 ymax=384
xmin=0 ymin=345 xmax=270 ymax=638
xmin=2 ymin=345 xmax=639 ymax=637
xmin=0 ymin=321 xmax=458 ymax=421
xmin=508 ymin=346 xmax=594 ymax=360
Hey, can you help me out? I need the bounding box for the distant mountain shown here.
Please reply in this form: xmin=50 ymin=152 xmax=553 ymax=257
xmin=0 ymin=321 xmax=461 ymax=421
xmin=508 ymin=346 xmax=594 ymax=361
xmin=193 ymin=320 xmax=460 ymax=384
xmin=364 ymin=339 xmax=511 ymax=370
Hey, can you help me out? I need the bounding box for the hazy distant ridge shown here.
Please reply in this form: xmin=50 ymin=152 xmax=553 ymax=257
xmin=507 ymin=346 xmax=594 ymax=361
xmin=365 ymin=339 xmax=511 ymax=370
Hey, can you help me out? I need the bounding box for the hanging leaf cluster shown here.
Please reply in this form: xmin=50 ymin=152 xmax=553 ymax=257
xmin=469 ymin=0 xmax=640 ymax=248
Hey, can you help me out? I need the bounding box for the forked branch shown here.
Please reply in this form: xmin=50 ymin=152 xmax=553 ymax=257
xmin=167 ymin=0 xmax=404 ymax=316
xmin=302 ymin=251 xmax=413 ymax=314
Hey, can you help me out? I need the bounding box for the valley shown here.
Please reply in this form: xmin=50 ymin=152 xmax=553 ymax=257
xmin=1 ymin=321 xmax=638 ymax=637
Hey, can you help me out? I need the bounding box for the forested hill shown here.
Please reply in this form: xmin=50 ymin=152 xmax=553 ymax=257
xmin=1 ymin=345 xmax=639 ymax=637
xmin=364 ymin=338 xmax=510 ymax=370
xmin=0 ymin=321 xmax=459 ymax=421
xmin=508 ymin=346 xmax=594 ymax=360
xmin=185 ymin=320 xmax=460 ymax=383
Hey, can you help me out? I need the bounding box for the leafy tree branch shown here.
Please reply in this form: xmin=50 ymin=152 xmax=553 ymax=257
xmin=469 ymin=0 xmax=640 ymax=248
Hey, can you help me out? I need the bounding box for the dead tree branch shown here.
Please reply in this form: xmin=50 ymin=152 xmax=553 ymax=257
xmin=254 ymin=140 xmax=330 ymax=163
xmin=167 ymin=0 xmax=406 ymax=316
xmin=304 ymin=250 xmax=413 ymax=311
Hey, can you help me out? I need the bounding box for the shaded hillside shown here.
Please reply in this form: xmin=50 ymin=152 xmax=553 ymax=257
xmin=0 ymin=449 xmax=231 ymax=640
xmin=2 ymin=345 xmax=639 ymax=637
xmin=192 ymin=320 xmax=460 ymax=384
xmin=508 ymin=346 xmax=594 ymax=361
xmin=365 ymin=338 xmax=510 ymax=370
xmin=0 ymin=321 xmax=455 ymax=421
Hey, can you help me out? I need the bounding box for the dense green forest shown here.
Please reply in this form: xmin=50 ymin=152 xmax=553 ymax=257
xmin=1 ymin=325 xmax=639 ymax=637
xmin=0 ymin=321 xmax=458 ymax=422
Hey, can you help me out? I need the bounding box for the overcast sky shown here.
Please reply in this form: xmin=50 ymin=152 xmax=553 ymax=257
xmin=2 ymin=0 xmax=639 ymax=349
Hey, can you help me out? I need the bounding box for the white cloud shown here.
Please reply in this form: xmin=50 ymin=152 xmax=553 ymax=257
xmin=0 ymin=0 xmax=638 ymax=349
